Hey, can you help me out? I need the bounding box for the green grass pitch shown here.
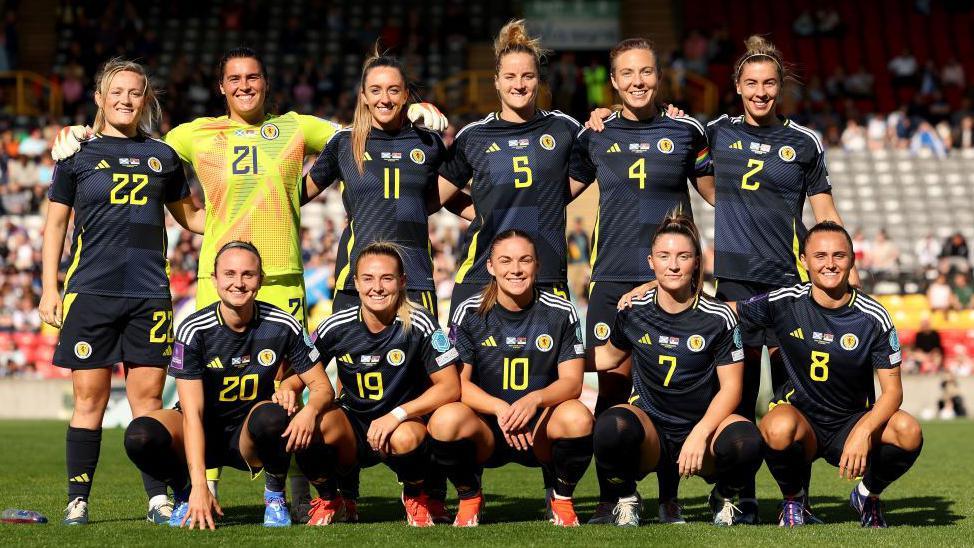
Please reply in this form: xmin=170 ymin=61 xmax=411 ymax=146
xmin=0 ymin=420 xmax=969 ymax=546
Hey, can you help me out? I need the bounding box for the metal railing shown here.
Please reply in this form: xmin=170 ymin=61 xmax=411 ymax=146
xmin=0 ymin=71 xmax=62 ymax=117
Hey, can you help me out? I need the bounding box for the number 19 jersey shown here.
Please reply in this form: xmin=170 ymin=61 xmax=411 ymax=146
xmin=439 ymin=110 xmax=580 ymax=284
xmin=707 ymin=115 xmax=831 ymax=286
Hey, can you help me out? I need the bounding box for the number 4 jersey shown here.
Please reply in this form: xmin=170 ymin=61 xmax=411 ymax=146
xmin=49 ymin=135 xmax=190 ymax=298
xmin=169 ymin=301 xmax=318 ymax=428
xmin=736 ymin=284 xmax=900 ymax=430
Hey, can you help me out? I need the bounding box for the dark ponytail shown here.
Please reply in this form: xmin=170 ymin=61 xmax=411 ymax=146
xmin=651 ymin=209 xmax=704 ymax=298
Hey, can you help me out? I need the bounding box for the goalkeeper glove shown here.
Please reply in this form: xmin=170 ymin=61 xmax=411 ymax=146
xmin=51 ymin=125 xmax=92 ymax=162
xmin=406 ymin=103 xmax=449 ymax=132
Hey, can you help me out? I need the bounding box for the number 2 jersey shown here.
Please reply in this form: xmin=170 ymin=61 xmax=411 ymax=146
xmin=168 ymin=301 xmax=317 ymax=429
xmin=736 ymin=284 xmax=900 ymax=430
xmin=440 ymin=110 xmax=580 ymax=285
xmin=707 ymin=115 xmax=831 ymax=286
xmin=312 ymin=305 xmax=458 ymax=422
xmin=451 ymin=290 xmax=584 ymax=404
xmin=610 ymin=289 xmax=743 ymax=440
xmin=48 ymin=135 xmax=190 ymax=298
xmin=165 ymin=112 xmax=339 ymax=279
xmin=308 ymin=125 xmax=446 ymax=292
xmin=570 ymin=112 xmax=712 ymax=282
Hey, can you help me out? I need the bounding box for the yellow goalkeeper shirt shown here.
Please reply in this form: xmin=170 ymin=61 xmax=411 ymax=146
xmin=165 ymin=112 xmax=339 ymax=279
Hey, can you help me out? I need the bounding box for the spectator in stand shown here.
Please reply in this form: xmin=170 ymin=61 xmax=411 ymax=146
xmin=846 ymin=65 xmax=874 ymax=99
xmin=915 ymin=232 xmax=942 ymax=274
xmin=551 ymin=53 xmax=580 ymax=114
xmin=815 ymin=8 xmax=843 ymax=35
xmin=942 ymin=57 xmax=966 ymax=89
xmin=852 ymin=228 xmax=872 ymax=271
xmin=888 ymin=48 xmax=918 ymax=88
xmin=927 ymin=273 xmax=953 ymax=315
xmin=910 ymin=120 xmax=947 ymax=158
xmin=793 ymin=10 xmax=815 ymax=36
xmin=908 ymin=317 xmax=943 ymax=374
xmin=870 ymin=229 xmax=900 ymax=282
xmin=940 ymin=232 xmax=970 ymax=273
xmin=919 ymin=60 xmax=940 ymax=96
xmin=951 ymin=273 xmax=974 ymax=310
xmin=840 ymin=119 xmax=867 ymax=151
xmin=954 ymin=115 xmax=974 ymax=150
xmin=866 ymin=114 xmax=887 ymax=150
xmin=938 ymin=373 xmax=967 ymax=418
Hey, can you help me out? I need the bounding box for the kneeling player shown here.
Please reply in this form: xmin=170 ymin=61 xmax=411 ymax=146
xmin=733 ymin=222 xmax=922 ymax=528
xmin=429 ymin=230 xmax=593 ymax=527
xmin=123 ymin=242 xmax=332 ymax=529
xmin=593 ymin=214 xmax=763 ymax=527
xmin=296 ymin=242 xmax=460 ymax=527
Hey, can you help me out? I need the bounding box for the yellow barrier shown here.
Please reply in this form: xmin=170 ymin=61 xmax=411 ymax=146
xmin=0 ymin=71 xmax=62 ymax=117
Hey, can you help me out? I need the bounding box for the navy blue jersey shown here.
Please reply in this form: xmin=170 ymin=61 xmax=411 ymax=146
xmin=48 ymin=135 xmax=190 ymax=298
xmin=610 ymin=290 xmax=743 ymax=439
xmin=570 ymin=112 xmax=712 ymax=282
xmin=706 ymin=115 xmax=831 ymax=286
xmin=312 ymin=305 xmax=457 ymax=421
xmin=169 ymin=301 xmax=317 ymax=428
xmin=309 ymin=125 xmax=445 ymax=292
xmin=440 ymin=110 xmax=580 ymax=284
xmin=451 ymin=290 xmax=584 ymax=404
xmin=736 ymin=284 xmax=900 ymax=430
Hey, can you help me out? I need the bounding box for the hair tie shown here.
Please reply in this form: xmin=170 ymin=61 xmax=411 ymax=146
xmin=737 ymin=53 xmax=782 ymax=75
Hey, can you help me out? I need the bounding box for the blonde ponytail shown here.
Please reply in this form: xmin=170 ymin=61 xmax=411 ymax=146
xmin=493 ymin=19 xmax=550 ymax=73
xmin=93 ymin=58 xmax=160 ymax=136
xmin=734 ymin=35 xmax=790 ymax=83
xmin=352 ymin=44 xmax=412 ymax=174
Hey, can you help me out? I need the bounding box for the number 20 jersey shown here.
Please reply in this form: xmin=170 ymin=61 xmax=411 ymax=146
xmin=736 ymin=284 xmax=900 ymax=430
xmin=707 ymin=115 xmax=831 ymax=286
xmin=439 ymin=110 xmax=580 ymax=285
xmin=48 ymin=135 xmax=190 ymax=298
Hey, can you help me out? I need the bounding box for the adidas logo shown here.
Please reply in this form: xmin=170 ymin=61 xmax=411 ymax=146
xmin=482 ymin=336 xmax=497 ymax=347
xmin=639 ymin=333 xmax=653 ymax=345
xmin=606 ymin=143 xmax=621 ymax=153
xmin=206 ymin=357 xmax=224 ymax=369
xmin=485 ymin=142 xmax=501 ymax=153
xmin=790 ymin=328 xmax=804 ymax=340
xmin=363 ymin=152 xmax=372 ymax=162
xmin=163 ymin=346 xmax=172 ymax=357
xmin=95 ymin=159 xmax=110 ymax=169
xmin=69 ymin=473 xmax=90 ymax=483
xmin=729 ymin=140 xmax=743 ymax=150
xmin=339 ymin=354 xmax=354 ymax=364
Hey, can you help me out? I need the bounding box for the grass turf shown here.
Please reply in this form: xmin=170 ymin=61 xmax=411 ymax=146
xmin=0 ymin=420 xmax=969 ymax=546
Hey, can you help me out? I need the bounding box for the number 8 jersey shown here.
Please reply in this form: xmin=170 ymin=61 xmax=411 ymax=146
xmin=439 ymin=110 xmax=580 ymax=285
xmin=48 ymin=135 xmax=190 ymax=298
xmin=451 ymin=291 xmax=584 ymax=404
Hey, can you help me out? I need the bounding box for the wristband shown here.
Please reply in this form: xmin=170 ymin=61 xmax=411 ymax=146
xmin=391 ymin=406 xmax=408 ymax=421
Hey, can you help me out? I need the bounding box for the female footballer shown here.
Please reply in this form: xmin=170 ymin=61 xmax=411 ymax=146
xmin=40 ymin=58 xmax=203 ymax=526
xmin=428 ymin=230 xmax=593 ymax=527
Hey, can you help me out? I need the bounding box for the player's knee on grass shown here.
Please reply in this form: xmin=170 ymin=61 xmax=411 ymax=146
xmin=548 ymin=399 xmax=594 ymax=439
xmin=427 ymin=402 xmax=476 ymax=442
xmin=760 ymin=408 xmax=802 ymax=450
xmin=887 ymin=411 xmax=923 ymax=451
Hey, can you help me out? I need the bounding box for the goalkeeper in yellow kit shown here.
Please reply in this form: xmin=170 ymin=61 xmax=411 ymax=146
xmin=51 ymin=46 xmax=449 ymax=525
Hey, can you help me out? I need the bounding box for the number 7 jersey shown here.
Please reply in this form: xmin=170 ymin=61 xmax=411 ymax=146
xmin=165 ymin=112 xmax=339 ymax=279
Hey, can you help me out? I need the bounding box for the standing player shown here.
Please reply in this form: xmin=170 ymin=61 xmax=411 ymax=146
xmin=305 ymin=51 xmax=454 ymax=317
xmin=296 ymin=242 xmax=460 ymax=527
xmin=593 ymin=214 xmax=763 ymax=527
xmin=429 ymin=230 xmax=592 ymax=527
xmin=437 ymin=20 xmax=583 ymax=320
xmin=39 ymin=59 xmax=203 ymax=526
xmin=732 ymin=222 xmax=922 ymax=527
xmin=568 ymin=38 xmax=715 ymax=523
xmin=122 ymin=241 xmax=334 ymax=529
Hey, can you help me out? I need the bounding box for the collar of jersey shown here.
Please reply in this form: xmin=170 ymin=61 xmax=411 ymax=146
xmin=217 ymin=113 xmax=276 ymax=128
xmin=738 ymin=114 xmax=790 ymax=132
xmin=215 ymin=301 xmax=260 ymax=333
xmin=806 ymin=286 xmax=856 ymax=314
xmin=492 ymin=289 xmax=539 ymax=320
xmin=492 ymin=110 xmax=543 ymax=127
xmin=649 ymin=289 xmax=699 ymax=316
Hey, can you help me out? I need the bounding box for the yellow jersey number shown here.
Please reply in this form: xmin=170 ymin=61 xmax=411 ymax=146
xmin=148 ymin=311 xmax=174 ymax=343
xmin=658 ymin=355 xmax=677 ymax=387
xmin=219 ymin=374 xmax=259 ymax=401
xmin=356 ymin=372 xmax=384 ymax=400
xmin=810 ymin=350 xmax=829 ymax=382
xmin=629 ymin=158 xmax=647 ymax=189
xmin=503 ymin=357 xmax=529 ymax=390
xmin=513 ymin=156 xmax=532 ymax=188
xmin=741 ymin=159 xmax=763 ymax=191
xmin=383 ymin=167 xmax=400 ymax=199
xmin=110 ymin=173 xmax=148 ymax=205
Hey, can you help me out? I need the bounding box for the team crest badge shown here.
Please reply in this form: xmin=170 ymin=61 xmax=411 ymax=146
xmin=535 ymin=334 xmax=554 ymax=352
xmin=147 ymin=157 xmax=162 ymax=173
xmin=257 ymin=349 xmax=277 ymax=366
xmin=840 ymin=333 xmax=859 ymax=351
xmin=387 ymin=348 xmax=406 ymax=366
xmin=74 ymin=341 xmax=92 ymax=360
xmin=687 ymin=334 xmax=705 ymax=352
xmin=260 ymin=123 xmax=280 ymax=140
xmin=539 ymin=133 xmax=556 ymax=150
xmin=778 ymin=145 xmax=796 ymax=162
xmin=594 ymin=322 xmax=611 ymax=341
xmin=657 ymin=138 xmax=674 ymax=154
xmin=410 ymin=148 xmax=426 ymax=164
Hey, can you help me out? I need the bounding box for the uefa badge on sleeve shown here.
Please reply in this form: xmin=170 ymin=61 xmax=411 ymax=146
xmin=431 ymin=329 xmax=450 ymax=352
